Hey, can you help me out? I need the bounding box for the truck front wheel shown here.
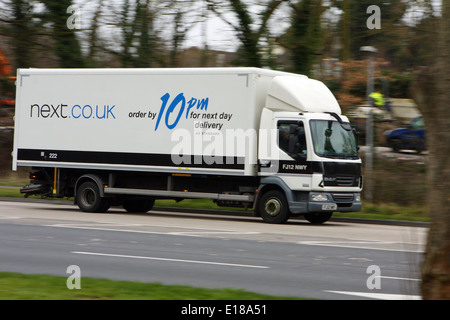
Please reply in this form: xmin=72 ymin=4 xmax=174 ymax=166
xmin=76 ymin=181 xmax=110 ymax=213
xmin=258 ymin=190 xmax=290 ymax=224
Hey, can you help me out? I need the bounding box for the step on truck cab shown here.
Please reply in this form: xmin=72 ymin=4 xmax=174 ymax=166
xmin=13 ymin=67 xmax=362 ymax=224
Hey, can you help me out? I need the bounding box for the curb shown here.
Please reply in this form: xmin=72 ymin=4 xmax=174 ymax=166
xmin=153 ymin=206 xmax=429 ymax=228
xmin=0 ymin=195 xmax=428 ymax=228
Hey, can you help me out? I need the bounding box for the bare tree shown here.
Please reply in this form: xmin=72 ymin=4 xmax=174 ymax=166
xmin=0 ymin=0 xmax=44 ymax=68
xmin=85 ymin=0 xmax=104 ymax=66
xmin=412 ymin=0 xmax=450 ymax=300
xmin=207 ymin=0 xmax=285 ymax=67
xmin=41 ymin=0 xmax=86 ymax=67
xmin=282 ymin=0 xmax=324 ymax=75
xmin=162 ymin=0 xmax=202 ymax=67
xmin=98 ymin=0 xmax=202 ymax=68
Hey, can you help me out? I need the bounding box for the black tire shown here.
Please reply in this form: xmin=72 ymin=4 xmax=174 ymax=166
xmin=123 ymin=197 xmax=155 ymax=213
xmin=258 ymin=190 xmax=290 ymax=224
xmin=414 ymin=141 xmax=423 ymax=154
xmin=76 ymin=181 xmax=110 ymax=213
xmin=304 ymin=212 xmax=332 ymax=224
xmin=390 ymin=139 xmax=402 ymax=153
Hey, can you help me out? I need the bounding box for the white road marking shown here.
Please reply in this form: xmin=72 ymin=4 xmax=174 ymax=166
xmin=72 ymin=251 xmax=270 ymax=269
xmin=381 ymin=276 xmax=421 ymax=282
xmin=168 ymin=231 xmax=260 ymax=236
xmin=0 ymin=216 xmax=21 ymax=220
xmin=47 ymin=223 xmax=259 ymax=237
xmin=298 ymin=240 xmax=423 ymax=253
xmin=325 ymin=290 xmax=421 ymax=300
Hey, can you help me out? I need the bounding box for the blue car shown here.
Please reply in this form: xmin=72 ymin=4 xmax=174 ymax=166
xmin=384 ymin=116 xmax=426 ymax=153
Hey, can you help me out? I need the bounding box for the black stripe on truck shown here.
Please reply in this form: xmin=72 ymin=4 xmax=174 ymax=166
xmin=17 ymin=149 xmax=245 ymax=170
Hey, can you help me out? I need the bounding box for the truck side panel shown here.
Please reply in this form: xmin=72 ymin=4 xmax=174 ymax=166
xmin=13 ymin=69 xmax=280 ymax=175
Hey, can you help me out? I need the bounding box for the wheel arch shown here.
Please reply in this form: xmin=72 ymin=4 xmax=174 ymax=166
xmin=74 ymin=174 xmax=107 ymax=200
xmin=253 ymin=177 xmax=294 ymax=216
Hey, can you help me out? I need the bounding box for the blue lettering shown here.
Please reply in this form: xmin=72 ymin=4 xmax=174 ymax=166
xmin=165 ymin=93 xmax=185 ymax=129
xmin=155 ymin=93 xmax=170 ymax=131
xmin=70 ymin=104 xmax=115 ymax=119
xmin=82 ymin=105 xmax=93 ymax=118
xmin=197 ymin=98 xmax=209 ymax=111
xmin=72 ymin=104 xmax=81 ymax=118
xmin=155 ymin=93 xmax=210 ymax=130
xmin=186 ymin=98 xmax=197 ymax=118
xmin=96 ymin=105 xmax=106 ymax=119
xmin=106 ymin=105 xmax=116 ymax=119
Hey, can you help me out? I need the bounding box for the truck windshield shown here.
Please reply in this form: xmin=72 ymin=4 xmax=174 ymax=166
xmin=310 ymin=120 xmax=358 ymax=159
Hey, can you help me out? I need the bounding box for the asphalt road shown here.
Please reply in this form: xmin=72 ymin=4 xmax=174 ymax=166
xmin=0 ymin=199 xmax=426 ymax=300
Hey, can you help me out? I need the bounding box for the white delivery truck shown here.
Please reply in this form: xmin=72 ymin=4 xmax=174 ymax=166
xmin=13 ymin=67 xmax=362 ymax=224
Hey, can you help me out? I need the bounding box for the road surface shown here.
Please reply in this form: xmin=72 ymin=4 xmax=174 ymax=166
xmin=0 ymin=199 xmax=426 ymax=300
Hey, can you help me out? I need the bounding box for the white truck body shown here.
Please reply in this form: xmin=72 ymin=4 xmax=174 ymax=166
xmin=13 ymin=67 xmax=362 ymax=224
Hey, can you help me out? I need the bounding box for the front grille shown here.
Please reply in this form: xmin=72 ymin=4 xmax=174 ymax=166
xmin=332 ymin=194 xmax=354 ymax=203
xmin=323 ymin=175 xmax=357 ymax=186
xmin=335 ymin=176 xmax=354 ymax=186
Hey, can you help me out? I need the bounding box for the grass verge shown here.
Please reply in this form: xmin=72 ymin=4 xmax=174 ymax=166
xmin=0 ymin=271 xmax=304 ymax=300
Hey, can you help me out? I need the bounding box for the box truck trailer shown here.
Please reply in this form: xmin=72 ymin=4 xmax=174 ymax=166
xmin=12 ymin=67 xmax=362 ymax=224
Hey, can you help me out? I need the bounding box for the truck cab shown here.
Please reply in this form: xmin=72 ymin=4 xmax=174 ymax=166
xmin=255 ymin=76 xmax=362 ymax=224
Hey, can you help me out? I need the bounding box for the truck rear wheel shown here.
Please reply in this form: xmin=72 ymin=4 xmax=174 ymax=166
xmin=304 ymin=212 xmax=332 ymax=224
xmin=258 ymin=190 xmax=290 ymax=224
xmin=76 ymin=181 xmax=110 ymax=213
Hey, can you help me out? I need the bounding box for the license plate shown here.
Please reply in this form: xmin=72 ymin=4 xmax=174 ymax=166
xmin=322 ymin=204 xmax=337 ymax=211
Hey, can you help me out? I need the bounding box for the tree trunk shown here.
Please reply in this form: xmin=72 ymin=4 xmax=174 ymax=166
xmin=42 ymin=0 xmax=86 ymax=68
xmin=412 ymin=0 xmax=450 ymax=300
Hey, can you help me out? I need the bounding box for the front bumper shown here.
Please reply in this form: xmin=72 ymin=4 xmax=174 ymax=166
xmin=309 ymin=192 xmax=362 ymax=212
xmin=288 ymin=192 xmax=362 ymax=214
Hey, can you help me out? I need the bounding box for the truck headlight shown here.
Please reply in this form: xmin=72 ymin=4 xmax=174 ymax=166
xmin=355 ymin=194 xmax=361 ymax=202
xmin=311 ymin=194 xmax=328 ymax=201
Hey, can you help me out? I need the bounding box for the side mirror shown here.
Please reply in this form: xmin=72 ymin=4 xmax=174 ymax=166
xmin=352 ymin=126 xmax=360 ymax=151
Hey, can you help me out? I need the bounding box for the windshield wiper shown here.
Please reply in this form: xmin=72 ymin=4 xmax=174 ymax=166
xmin=321 ymin=154 xmax=358 ymax=159
xmin=321 ymin=154 xmax=340 ymax=159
